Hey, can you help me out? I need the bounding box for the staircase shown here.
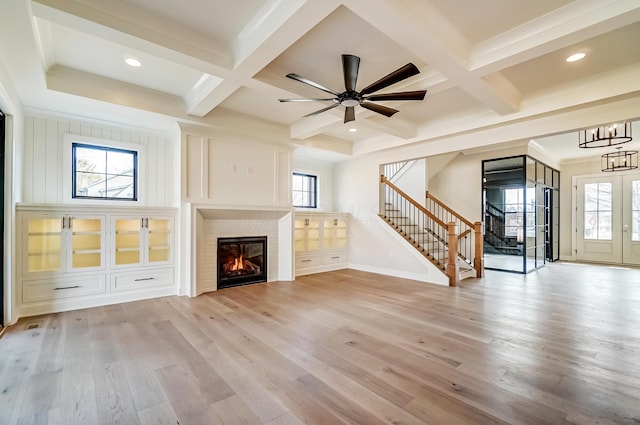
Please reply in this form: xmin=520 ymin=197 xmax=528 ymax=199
xmin=379 ymin=175 xmax=483 ymax=286
xmin=484 ymin=202 xmax=522 ymax=255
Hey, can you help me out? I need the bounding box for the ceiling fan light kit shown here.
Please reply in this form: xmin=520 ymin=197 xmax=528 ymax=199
xmin=279 ymin=54 xmax=427 ymax=123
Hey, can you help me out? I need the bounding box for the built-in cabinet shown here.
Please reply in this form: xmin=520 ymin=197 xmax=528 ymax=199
xmin=23 ymin=214 xmax=105 ymax=274
xmin=112 ymin=216 xmax=173 ymax=268
xmin=294 ymin=212 xmax=348 ymax=276
xmin=17 ymin=205 xmax=177 ymax=317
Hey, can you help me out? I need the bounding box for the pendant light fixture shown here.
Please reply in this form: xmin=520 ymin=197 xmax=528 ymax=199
xmin=601 ymin=147 xmax=638 ymax=172
xmin=579 ymin=121 xmax=632 ymax=148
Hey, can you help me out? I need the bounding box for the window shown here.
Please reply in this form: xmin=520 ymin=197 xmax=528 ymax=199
xmin=292 ymin=173 xmax=317 ymax=208
xmin=72 ymin=143 xmax=138 ymax=201
xmin=584 ymin=182 xmax=612 ymax=240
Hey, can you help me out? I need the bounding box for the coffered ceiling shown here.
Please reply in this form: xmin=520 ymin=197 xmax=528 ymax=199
xmin=0 ymin=0 xmax=639 ymax=161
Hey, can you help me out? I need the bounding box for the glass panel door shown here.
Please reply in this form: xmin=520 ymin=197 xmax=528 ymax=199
xmin=26 ymin=217 xmax=63 ymax=272
xmin=70 ymin=217 xmax=103 ymax=269
xmin=307 ymin=218 xmax=321 ymax=251
xmin=114 ymin=218 xmax=141 ymax=266
xmin=576 ymin=176 xmax=622 ymax=263
xmin=147 ymin=218 xmax=171 ymax=263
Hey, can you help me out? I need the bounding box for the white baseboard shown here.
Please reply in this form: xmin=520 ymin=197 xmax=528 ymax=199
xmin=348 ymin=262 xmax=448 ymax=286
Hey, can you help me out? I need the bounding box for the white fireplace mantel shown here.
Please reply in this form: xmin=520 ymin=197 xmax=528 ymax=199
xmin=182 ymin=203 xmax=294 ymax=296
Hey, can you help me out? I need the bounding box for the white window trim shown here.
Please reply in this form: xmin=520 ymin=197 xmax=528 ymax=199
xmin=63 ymin=134 xmax=146 ymax=205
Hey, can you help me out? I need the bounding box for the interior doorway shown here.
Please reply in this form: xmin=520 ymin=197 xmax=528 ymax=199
xmin=576 ymin=174 xmax=640 ymax=265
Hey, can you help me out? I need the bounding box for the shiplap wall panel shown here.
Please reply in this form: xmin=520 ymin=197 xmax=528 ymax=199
xmin=45 ymin=119 xmax=58 ymax=203
xmin=23 ymin=115 xmax=175 ymax=207
xmin=31 ymin=118 xmax=47 ymax=203
xmin=23 ymin=116 xmax=34 ymax=203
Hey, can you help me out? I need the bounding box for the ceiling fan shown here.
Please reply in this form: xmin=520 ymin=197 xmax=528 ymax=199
xmin=279 ymin=54 xmax=427 ymax=124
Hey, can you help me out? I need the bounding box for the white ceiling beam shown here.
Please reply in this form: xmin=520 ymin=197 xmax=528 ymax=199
xmin=185 ymin=0 xmax=342 ymax=117
xmin=470 ymin=0 xmax=640 ymax=76
xmin=345 ymin=0 xmax=522 ymax=115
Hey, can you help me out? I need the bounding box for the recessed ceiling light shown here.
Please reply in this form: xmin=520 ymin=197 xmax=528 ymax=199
xmin=348 ymin=128 xmax=357 ymax=133
xmin=566 ymin=53 xmax=585 ymax=63
xmin=125 ymin=58 xmax=142 ymax=67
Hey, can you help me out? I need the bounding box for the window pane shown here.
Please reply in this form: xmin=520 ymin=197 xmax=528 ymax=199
xmin=584 ymin=212 xmax=598 ymax=240
xmin=107 ymin=175 xmax=134 ymax=199
xmin=292 ymin=176 xmax=303 ymax=191
xmin=598 ymin=211 xmax=612 ymax=240
xmin=584 ymin=183 xmax=598 ymax=211
xmin=76 ymin=146 xmax=106 ymax=173
xmin=598 ymin=183 xmax=612 ymax=211
xmin=632 ymin=180 xmax=640 ymax=210
xmin=76 ymin=171 xmax=106 ymax=197
xmin=633 ymin=211 xmax=640 ymax=242
xmin=107 ymin=151 xmax=134 ymax=175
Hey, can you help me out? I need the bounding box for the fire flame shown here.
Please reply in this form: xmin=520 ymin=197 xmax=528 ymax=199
xmin=230 ymin=255 xmax=244 ymax=271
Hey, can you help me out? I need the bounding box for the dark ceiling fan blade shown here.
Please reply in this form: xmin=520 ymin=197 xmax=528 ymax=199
xmin=303 ymin=103 xmax=340 ymax=117
xmin=279 ymin=98 xmax=337 ymax=102
xmin=286 ymin=73 xmax=340 ymax=96
xmin=365 ymin=90 xmax=427 ymax=102
xmin=342 ymin=54 xmax=360 ymax=92
xmin=344 ymin=106 xmax=355 ymax=123
xmin=360 ymin=63 xmax=420 ymax=95
xmin=360 ymin=101 xmax=399 ymax=117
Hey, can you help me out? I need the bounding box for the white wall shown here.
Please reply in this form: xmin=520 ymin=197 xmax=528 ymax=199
xmin=22 ymin=113 xmax=176 ymax=207
xmin=393 ymin=159 xmax=426 ymax=205
xmin=428 ymin=146 xmax=528 ymax=222
xmin=293 ymin=155 xmax=335 ymax=212
xmin=182 ymin=127 xmax=292 ymax=207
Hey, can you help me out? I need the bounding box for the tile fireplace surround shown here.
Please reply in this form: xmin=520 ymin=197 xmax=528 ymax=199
xmin=186 ymin=205 xmax=294 ymax=296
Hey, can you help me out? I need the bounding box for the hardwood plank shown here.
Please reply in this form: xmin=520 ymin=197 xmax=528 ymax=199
xmin=93 ymin=361 xmax=141 ymax=425
xmin=136 ymin=402 xmax=179 ymax=425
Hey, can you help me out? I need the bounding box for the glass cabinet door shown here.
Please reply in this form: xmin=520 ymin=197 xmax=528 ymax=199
xmin=323 ymin=217 xmax=348 ymax=249
xmin=294 ymin=218 xmax=307 ymax=252
xmin=147 ymin=218 xmax=171 ymax=263
xmin=26 ymin=217 xmax=63 ymax=273
xmin=114 ymin=218 xmax=142 ymax=266
xmin=333 ymin=218 xmax=347 ymax=249
xmin=307 ymin=218 xmax=321 ymax=251
xmin=70 ymin=217 xmax=103 ymax=270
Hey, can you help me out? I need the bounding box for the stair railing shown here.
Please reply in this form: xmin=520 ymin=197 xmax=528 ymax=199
xmin=425 ymin=191 xmax=483 ymax=278
xmin=379 ymin=175 xmax=461 ymax=286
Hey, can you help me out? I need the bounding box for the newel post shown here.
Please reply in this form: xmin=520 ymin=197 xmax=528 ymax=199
xmin=474 ymin=221 xmax=484 ymax=278
xmin=447 ymin=221 xmax=459 ymax=287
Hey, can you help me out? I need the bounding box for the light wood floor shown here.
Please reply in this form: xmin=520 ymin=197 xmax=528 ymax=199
xmin=1 ymin=263 xmax=640 ymax=425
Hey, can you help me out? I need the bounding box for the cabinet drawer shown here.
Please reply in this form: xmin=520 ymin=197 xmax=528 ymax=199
xmin=23 ymin=275 xmax=106 ymax=303
xmin=323 ymin=251 xmax=347 ymax=265
xmin=295 ymin=254 xmax=321 ymax=269
xmin=111 ymin=268 xmax=174 ymax=292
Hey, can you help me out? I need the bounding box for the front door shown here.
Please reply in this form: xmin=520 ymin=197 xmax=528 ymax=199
xmin=622 ymin=175 xmax=640 ymax=265
xmin=576 ymin=174 xmax=640 ymax=264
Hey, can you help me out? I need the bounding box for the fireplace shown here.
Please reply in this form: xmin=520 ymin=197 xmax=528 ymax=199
xmin=217 ymin=236 xmax=267 ymax=289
